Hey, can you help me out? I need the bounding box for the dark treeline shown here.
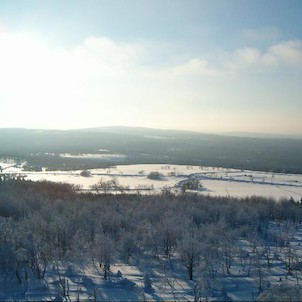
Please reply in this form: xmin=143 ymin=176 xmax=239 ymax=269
xmin=1 ymin=180 xmax=302 ymax=299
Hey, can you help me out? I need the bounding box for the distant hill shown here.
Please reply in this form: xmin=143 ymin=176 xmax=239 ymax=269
xmin=75 ymin=126 xmax=203 ymax=137
xmin=221 ymin=131 xmax=302 ymax=139
xmin=1 ymin=126 xmax=302 ymax=173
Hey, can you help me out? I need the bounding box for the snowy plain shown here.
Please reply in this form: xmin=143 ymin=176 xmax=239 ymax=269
xmin=2 ymin=160 xmax=302 ymax=201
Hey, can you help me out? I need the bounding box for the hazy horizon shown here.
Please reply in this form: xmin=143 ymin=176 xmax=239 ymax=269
xmin=0 ymin=0 xmax=302 ymax=135
xmin=1 ymin=125 xmax=302 ymax=140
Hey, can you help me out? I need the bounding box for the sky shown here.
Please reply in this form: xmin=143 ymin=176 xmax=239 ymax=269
xmin=0 ymin=0 xmax=302 ymax=135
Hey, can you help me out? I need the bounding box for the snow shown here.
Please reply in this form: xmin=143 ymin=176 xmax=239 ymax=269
xmin=59 ymin=153 xmax=127 ymax=160
xmin=2 ymin=221 xmax=302 ymax=301
xmin=2 ymin=159 xmax=302 ymax=300
xmin=1 ymin=161 xmax=302 ymax=200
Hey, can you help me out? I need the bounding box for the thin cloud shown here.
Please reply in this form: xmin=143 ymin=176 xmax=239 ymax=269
xmin=224 ymin=40 xmax=302 ymax=72
xmin=169 ymin=58 xmax=221 ymax=77
xmin=79 ymin=36 xmax=143 ymax=65
xmin=268 ymin=40 xmax=302 ymax=66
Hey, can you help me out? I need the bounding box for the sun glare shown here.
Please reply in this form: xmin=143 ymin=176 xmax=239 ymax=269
xmin=0 ymin=32 xmax=80 ymax=122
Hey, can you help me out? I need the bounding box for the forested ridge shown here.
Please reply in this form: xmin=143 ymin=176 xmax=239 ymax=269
xmin=1 ymin=180 xmax=302 ymax=300
xmin=1 ymin=127 xmax=302 ymax=173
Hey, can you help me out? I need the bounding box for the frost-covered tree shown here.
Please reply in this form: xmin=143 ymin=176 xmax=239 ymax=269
xmin=257 ymin=284 xmax=302 ymax=301
xmin=118 ymin=231 xmax=138 ymax=262
xmin=143 ymin=272 xmax=153 ymax=292
xmin=180 ymin=178 xmax=202 ymax=193
xmin=93 ymin=233 xmax=114 ymax=279
xmin=177 ymin=227 xmax=201 ymax=280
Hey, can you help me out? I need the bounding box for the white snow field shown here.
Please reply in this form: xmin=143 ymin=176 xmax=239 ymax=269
xmin=2 ymin=161 xmax=302 ymax=200
xmin=59 ymin=153 xmax=127 ymax=161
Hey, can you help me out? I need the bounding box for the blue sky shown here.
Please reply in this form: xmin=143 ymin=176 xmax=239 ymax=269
xmin=0 ymin=0 xmax=302 ymax=134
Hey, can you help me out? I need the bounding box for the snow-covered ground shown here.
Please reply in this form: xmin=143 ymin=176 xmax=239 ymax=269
xmin=1 ymin=222 xmax=302 ymax=301
xmin=1 ymin=161 xmax=302 ymax=201
xmin=2 ymin=159 xmax=302 ymax=301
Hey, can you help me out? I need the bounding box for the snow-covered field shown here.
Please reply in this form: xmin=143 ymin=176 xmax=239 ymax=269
xmin=1 ymin=160 xmax=302 ymax=201
xmin=59 ymin=153 xmax=127 ymax=161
